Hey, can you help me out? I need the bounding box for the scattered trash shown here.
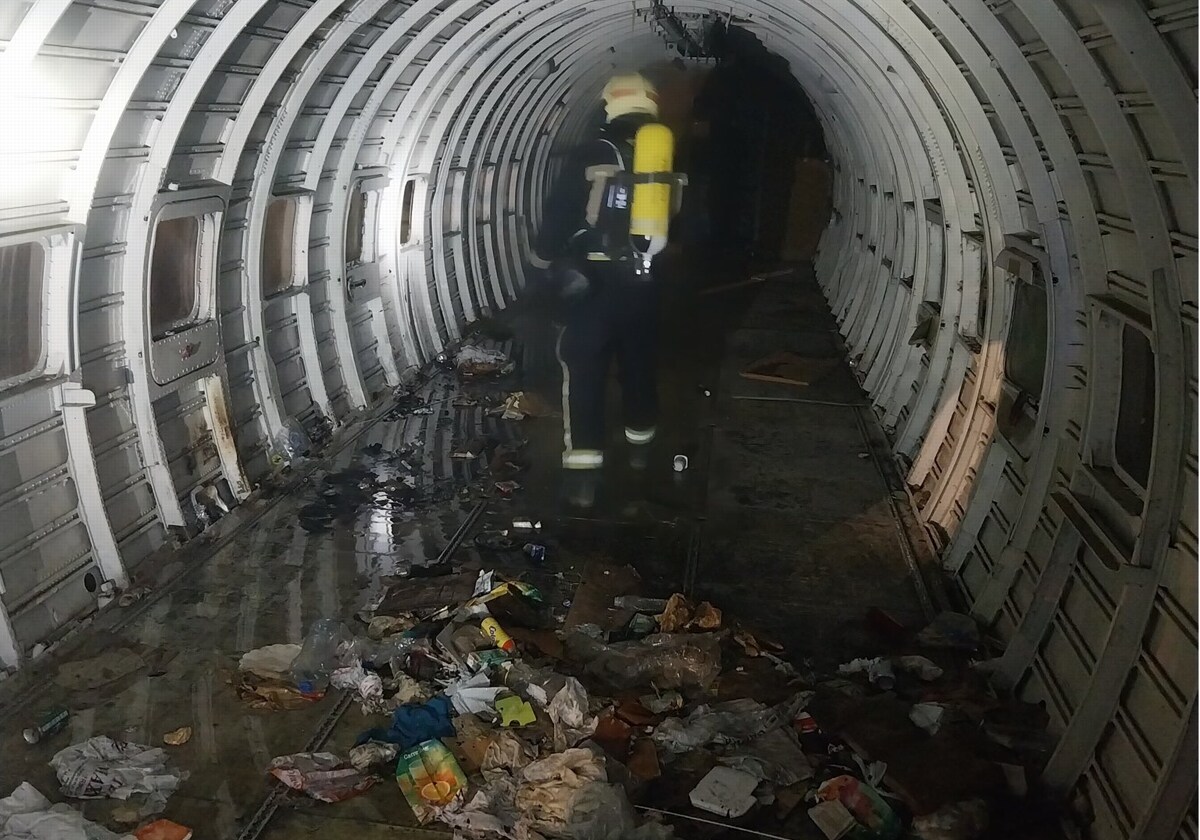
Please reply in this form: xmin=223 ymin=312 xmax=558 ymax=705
xmin=161 ymin=727 xmax=192 ymax=747
xmin=480 ymin=617 xmax=517 ymax=653
xmin=134 ymin=820 xmax=192 ymax=840
xmin=348 ymin=741 xmax=399 ymax=773
xmin=838 ymin=657 xmax=896 ymax=689
xmin=809 ymin=799 xmax=858 ymax=839
xmin=496 ymin=696 xmax=537 ymax=728
xmin=494 ymin=480 xmax=521 ymax=495
xmin=396 ymin=739 xmax=469 ymax=824
xmin=480 ymin=730 xmax=534 ymax=779
xmin=23 ymin=707 xmax=69 ymax=745
xmin=511 ymin=518 xmax=542 ymax=531
xmin=910 ymin=702 xmax=948 ymax=735
xmin=523 ymin=543 xmax=547 ymax=564
xmin=816 ymin=775 xmax=903 ymax=840
xmin=0 ymin=782 xmax=128 ymax=840
xmin=917 ymin=612 xmax=981 ymax=651
xmin=640 ymin=690 xmax=683 ymax=714
xmin=233 ymin=671 xmax=323 ymax=710
xmin=489 ymin=391 xmax=553 ymax=420
xmin=446 ymin=672 xmax=504 ymax=716
xmin=911 ymin=798 xmax=990 ymax=840
xmin=689 ymin=766 xmax=759 ymax=818
xmin=51 ymin=736 xmax=184 ymax=813
xmin=673 ymin=455 xmax=689 ymax=472
xmin=267 ymin=752 xmax=377 ymax=803
xmin=366 ymin=613 xmax=417 ymax=640
xmin=454 ymin=345 xmax=512 ymax=377
xmin=566 ymin=631 xmax=722 ymax=691
xmin=655 ymin=593 xmax=722 ymax=632
xmin=546 ymin=678 xmax=597 ymax=750
xmin=653 ymin=695 xmax=805 ymax=755
xmin=719 ymin=726 xmax=814 ymax=786
xmin=358 ymin=696 xmax=455 ymax=748
xmin=118 ymin=587 xmax=151 ymax=608
xmin=271 ymin=417 xmax=312 ymax=464
xmin=238 ymin=644 xmax=300 ymax=680
xmin=291 ymin=619 xmax=353 ymax=693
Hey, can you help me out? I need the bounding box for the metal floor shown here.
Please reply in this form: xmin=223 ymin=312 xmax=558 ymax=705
xmin=0 ymin=260 xmax=934 ymax=839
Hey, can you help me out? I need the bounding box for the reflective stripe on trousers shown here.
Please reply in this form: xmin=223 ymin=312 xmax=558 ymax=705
xmin=625 ymin=426 xmax=657 ymax=445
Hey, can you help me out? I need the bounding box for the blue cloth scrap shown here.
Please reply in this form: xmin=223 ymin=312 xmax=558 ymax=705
xmin=356 ymin=695 xmax=455 ymax=748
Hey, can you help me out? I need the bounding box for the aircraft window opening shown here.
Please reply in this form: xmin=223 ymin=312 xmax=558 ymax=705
xmin=399 ymin=178 xmax=416 ymax=245
xmin=447 ymin=171 xmax=466 ymax=232
xmin=150 ymin=216 xmax=201 ymax=338
xmin=264 ymin=197 xmax=298 ymax=297
xmin=1114 ymin=323 xmax=1155 ymax=490
xmin=1004 ymin=267 xmax=1048 ymax=404
xmin=478 ymin=165 xmax=495 ymax=223
xmin=0 ymin=241 xmax=46 ymax=384
xmin=346 ymin=186 xmax=367 ymax=264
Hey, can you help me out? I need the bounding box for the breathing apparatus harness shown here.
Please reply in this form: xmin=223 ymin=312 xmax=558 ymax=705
xmin=575 ymin=120 xmax=688 ymax=279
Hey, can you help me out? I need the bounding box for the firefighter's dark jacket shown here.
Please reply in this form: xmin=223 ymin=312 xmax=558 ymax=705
xmin=535 ymin=113 xmax=654 ymax=263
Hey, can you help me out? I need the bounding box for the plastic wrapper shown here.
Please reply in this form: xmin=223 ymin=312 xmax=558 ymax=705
xmin=348 ymin=742 xmax=399 ymax=773
xmin=271 ymin=418 xmax=312 ymax=464
xmin=718 ymin=727 xmax=814 ymax=787
xmin=515 ymin=749 xmax=607 ymax=831
xmin=547 ymin=678 xmax=598 ymax=752
xmin=565 ymin=631 xmax=721 ymax=691
xmin=652 ymin=699 xmax=779 ymax=755
xmin=51 ymin=737 xmax=183 ymax=810
xmin=480 ymin=731 xmax=535 ymax=780
xmin=267 ymin=753 xmax=376 ymax=803
xmin=816 ymin=775 xmax=902 ymax=840
xmin=0 ymin=783 xmax=130 ymax=840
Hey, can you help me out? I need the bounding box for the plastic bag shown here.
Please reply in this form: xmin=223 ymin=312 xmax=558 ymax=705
xmin=565 ymin=632 xmax=721 ymax=691
xmin=480 ymin=731 xmax=535 ymax=780
xmin=653 ymin=698 xmax=781 ymax=755
xmin=267 ymin=753 xmax=376 ymax=803
xmin=271 ymin=418 xmax=312 ymax=464
xmin=516 ymin=749 xmax=607 ymax=831
xmin=547 ymin=678 xmax=598 ymax=752
xmin=348 ymin=742 xmax=399 ymax=773
xmin=51 ymin=737 xmax=183 ymax=806
xmin=718 ymin=726 xmax=814 ymax=786
xmin=0 ymin=783 xmax=129 ymax=840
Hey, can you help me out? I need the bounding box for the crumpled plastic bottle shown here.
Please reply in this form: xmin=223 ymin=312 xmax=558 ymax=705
xmin=291 ymin=619 xmax=352 ymax=693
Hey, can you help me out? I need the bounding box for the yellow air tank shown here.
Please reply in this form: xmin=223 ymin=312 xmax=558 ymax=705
xmin=629 ymin=122 xmax=675 ymax=239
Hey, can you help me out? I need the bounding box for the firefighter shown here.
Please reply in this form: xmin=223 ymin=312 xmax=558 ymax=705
xmin=532 ymin=72 xmax=681 ymax=508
